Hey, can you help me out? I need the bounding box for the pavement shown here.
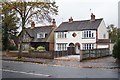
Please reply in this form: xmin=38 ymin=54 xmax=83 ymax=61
xmin=1 ymin=54 xmax=120 ymax=69
xmin=55 ymin=55 xmax=80 ymax=61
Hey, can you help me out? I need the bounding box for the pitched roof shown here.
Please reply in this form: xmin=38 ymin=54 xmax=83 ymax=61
xmin=26 ymin=25 xmax=53 ymax=42
xmin=55 ymin=18 xmax=103 ymax=32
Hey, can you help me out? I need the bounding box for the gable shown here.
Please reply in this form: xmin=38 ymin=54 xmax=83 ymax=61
xmin=97 ymin=20 xmax=109 ymax=39
xmin=23 ymin=31 xmax=32 ymax=42
xmin=26 ymin=26 xmax=54 ymax=42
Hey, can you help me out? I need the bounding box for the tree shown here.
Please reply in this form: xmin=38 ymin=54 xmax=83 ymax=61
xmin=2 ymin=0 xmax=58 ymax=58
xmin=108 ymin=24 xmax=120 ymax=60
xmin=2 ymin=3 xmax=19 ymax=51
xmin=107 ymin=24 xmax=119 ymax=43
xmin=117 ymin=28 xmax=120 ymax=39
xmin=112 ymin=39 xmax=120 ymax=59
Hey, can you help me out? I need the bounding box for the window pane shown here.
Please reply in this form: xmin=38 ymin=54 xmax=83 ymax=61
xmin=88 ymin=44 xmax=89 ymax=49
xmin=84 ymin=31 xmax=86 ymax=38
xmin=65 ymin=34 xmax=67 ymax=38
xmin=92 ymin=33 xmax=94 ymax=37
xmin=62 ymin=32 xmax=64 ymax=38
xmin=87 ymin=31 xmax=88 ymax=37
xmin=92 ymin=44 xmax=94 ymax=49
xmin=103 ymin=34 xmax=106 ymax=38
xmin=89 ymin=31 xmax=91 ymax=37
xmin=82 ymin=32 xmax=84 ymax=38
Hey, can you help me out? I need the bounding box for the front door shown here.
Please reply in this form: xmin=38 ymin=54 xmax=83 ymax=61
xmin=75 ymin=45 xmax=80 ymax=54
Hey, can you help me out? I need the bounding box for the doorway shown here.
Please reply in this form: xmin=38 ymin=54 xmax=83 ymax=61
xmin=75 ymin=43 xmax=80 ymax=55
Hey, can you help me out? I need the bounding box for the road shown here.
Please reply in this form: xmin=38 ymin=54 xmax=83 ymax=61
xmin=2 ymin=60 xmax=120 ymax=78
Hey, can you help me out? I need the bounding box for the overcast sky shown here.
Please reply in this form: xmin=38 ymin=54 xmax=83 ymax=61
xmin=54 ymin=0 xmax=120 ymax=27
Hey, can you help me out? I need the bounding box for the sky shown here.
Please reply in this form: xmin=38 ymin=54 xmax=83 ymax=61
xmin=54 ymin=0 xmax=120 ymax=27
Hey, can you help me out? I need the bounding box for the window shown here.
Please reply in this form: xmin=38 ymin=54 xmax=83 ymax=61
xmin=103 ymin=34 xmax=106 ymax=38
xmin=57 ymin=32 xmax=67 ymax=38
xmin=37 ymin=33 xmax=45 ymax=38
xmin=57 ymin=43 xmax=67 ymax=51
xmin=82 ymin=43 xmax=94 ymax=50
xmin=23 ymin=44 xmax=29 ymax=50
xmin=82 ymin=30 xmax=94 ymax=38
xmin=89 ymin=31 xmax=91 ymax=37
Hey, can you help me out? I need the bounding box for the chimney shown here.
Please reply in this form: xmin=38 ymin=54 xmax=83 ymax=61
xmin=31 ymin=21 xmax=35 ymax=29
xmin=69 ymin=17 xmax=73 ymax=23
xmin=91 ymin=13 xmax=95 ymax=21
xmin=52 ymin=19 xmax=56 ymax=28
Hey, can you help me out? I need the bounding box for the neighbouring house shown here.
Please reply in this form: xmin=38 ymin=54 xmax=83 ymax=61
xmin=19 ymin=19 xmax=56 ymax=51
xmin=54 ymin=13 xmax=110 ymax=54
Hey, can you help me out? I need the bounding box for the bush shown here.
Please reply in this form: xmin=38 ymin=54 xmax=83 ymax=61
xmin=36 ymin=46 xmax=45 ymax=51
xmin=30 ymin=47 xmax=35 ymax=51
xmin=112 ymin=39 xmax=120 ymax=59
xmin=8 ymin=45 xmax=18 ymax=50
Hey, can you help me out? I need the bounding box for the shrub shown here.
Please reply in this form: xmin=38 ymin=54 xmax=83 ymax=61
xmin=36 ymin=46 xmax=45 ymax=51
xmin=30 ymin=47 xmax=35 ymax=51
xmin=112 ymin=39 xmax=120 ymax=59
xmin=8 ymin=45 xmax=18 ymax=50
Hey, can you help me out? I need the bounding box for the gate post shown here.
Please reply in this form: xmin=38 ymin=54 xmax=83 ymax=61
xmin=80 ymin=50 xmax=83 ymax=62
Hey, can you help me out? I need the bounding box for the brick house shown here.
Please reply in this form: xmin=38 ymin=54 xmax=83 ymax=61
xmin=19 ymin=19 xmax=56 ymax=51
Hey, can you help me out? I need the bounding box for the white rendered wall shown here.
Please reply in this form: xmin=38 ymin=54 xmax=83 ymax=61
xmin=97 ymin=45 xmax=109 ymax=48
xmin=55 ymin=30 xmax=96 ymax=51
xmin=97 ymin=20 xmax=109 ymax=39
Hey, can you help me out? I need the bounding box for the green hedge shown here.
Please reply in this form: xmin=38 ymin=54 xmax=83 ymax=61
xmin=112 ymin=39 xmax=120 ymax=59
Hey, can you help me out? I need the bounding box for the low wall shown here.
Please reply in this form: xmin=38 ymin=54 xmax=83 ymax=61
xmin=6 ymin=51 xmax=68 ymax=59
xmin=7 ymin=51 xmax=54 ymax=59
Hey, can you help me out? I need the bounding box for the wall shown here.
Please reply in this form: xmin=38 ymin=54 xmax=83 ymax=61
xmin=49 ymin=42 xmax=54 ymax=51
xmin=97 ymin=45 xmax=109 ymax=48
xmin=97 ymin=20 xmax=109 ymax=39
xmin=7 ymin=51 xmax=54 ymax=59
xmin=55 ymin=30 xmax=96 ymax=51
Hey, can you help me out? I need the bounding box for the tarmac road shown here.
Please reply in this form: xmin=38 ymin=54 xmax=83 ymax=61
xmin=2 ymin=60 xmax=120 ymax=78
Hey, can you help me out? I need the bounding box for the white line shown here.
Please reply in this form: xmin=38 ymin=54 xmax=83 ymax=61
xmin=0 ymin=69 xmax=51 ymax=77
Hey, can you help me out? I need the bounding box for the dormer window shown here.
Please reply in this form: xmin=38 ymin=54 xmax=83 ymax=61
xmin=37 ymin=33 xmax=46 ymax=38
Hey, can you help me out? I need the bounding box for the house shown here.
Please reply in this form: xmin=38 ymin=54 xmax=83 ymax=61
xmin=19 ymin=19 xmax=56 ymax=51
xmin=54 ymin=13 xmax=110 ymax=54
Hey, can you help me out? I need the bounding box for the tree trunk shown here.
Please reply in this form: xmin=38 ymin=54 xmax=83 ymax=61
xmin=18 ymin=34 xmax=23 ymax=59
xmin=18 ymin=18 xmax=25 ymax=59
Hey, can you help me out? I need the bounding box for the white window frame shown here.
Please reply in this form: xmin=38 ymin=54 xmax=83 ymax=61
xmin=37 ymin=33 xmax=45 ymax=38
xmin=57 ymin=43 xmax=67 ymax=51
xmin=57 ymin=32 xmax=67 ymax=38
xmin=103 ymin=33 xmax=106 ymax=38
xmin=82 ymin=30 xmax=94 ymax=38
xmin=82 ymin=43 xmax=94 ymax=50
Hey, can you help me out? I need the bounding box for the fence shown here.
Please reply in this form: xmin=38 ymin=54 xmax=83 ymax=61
xmin=53 ymin=51 xmax=68 ymax=58
xmin=81 ymin=48 xmax=110 ymax=61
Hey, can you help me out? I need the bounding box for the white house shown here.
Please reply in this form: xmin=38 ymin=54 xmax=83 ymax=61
xmin=54 ymin=13 xmax=110 ymax=54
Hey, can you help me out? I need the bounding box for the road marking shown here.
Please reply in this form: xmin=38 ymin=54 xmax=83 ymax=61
xmin=0 ymin=69 xmax=51 ymax=77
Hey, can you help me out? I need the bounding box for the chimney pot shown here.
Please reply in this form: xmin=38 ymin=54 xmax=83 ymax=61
xmin=69 ymin=17 xmax=73 ymax=23
xmin=52 ymin=19 xmax=56 ymax=28
xmin=31 ymin=21 xmax=35 ymax=29
xmin=91 ymin=13 xmax=95 ymax=21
